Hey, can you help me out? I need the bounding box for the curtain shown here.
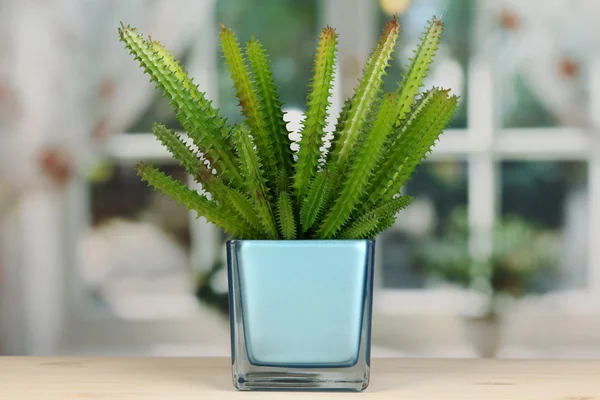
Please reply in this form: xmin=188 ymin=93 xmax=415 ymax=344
xmin=0 ymin=0 xmax=214 ymax=354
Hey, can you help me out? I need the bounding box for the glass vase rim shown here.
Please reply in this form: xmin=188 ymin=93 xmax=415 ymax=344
xmin=227 ymin=239 xmax=376 ymax=244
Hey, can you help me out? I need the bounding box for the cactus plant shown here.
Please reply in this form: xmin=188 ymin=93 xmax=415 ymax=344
xmin=118 ymin=16 xmax=458 ymax=240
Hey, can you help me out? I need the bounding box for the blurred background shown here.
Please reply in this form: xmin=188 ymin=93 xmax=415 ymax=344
xmin=1 ymin=0 xmax=600 ymax=358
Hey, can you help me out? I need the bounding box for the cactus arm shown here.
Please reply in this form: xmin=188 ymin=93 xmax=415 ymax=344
xmin=246 ymin=38 xmax=294 ymax=179
xmin=382 ymin=94 xmax=458 ymax=203
xmin=151 ymin=123 xmax=204 ymax=180
xmin=324 ymin=96 xmax=352 ymax=161
xmin=337 ymin=217 xmax=382 ymax=240
xmin=299 ymin=168 xmax=332 ymax=232
xmin=393 ymin=17 xmax=443 ymax=126
xmin=212 ymin=186 xmax=265 ymax=234
xmin=118 ymin=25 xmax=242 ymax=187
xmin=362 ymin=89 xmax=438 ymax=210
xmin=327 ymin=18 xmax=399 ymax=174
xmin=232 ymin=124 xmax=279 ymax=239
xmin=136 ymin=163 xmax=256 ymax=238
xmin=356 ymin=195 xmax=413 ymax=222
xmin=338 ymin=196 xmax=412 ymax=239
xmin=276 ymin=191 xmax=297 ymax=240
xmin=219 ymin=26 xmax=278 ymax=186
xmin=151 ymin=123 xmax=263 ymax=234
xmin=293 ymin=27 xmax=338 ymax=200
xmin=370 ymin=89 xmax=459 ymax=207
xmin=317 ymin=93 xmax=399 ymax=238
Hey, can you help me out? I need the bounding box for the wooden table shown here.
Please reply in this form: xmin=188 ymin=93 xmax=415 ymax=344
xmin=1 ymin=357 xmax=599 ymax=399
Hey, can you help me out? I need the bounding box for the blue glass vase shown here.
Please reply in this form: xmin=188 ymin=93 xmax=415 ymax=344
xmin=227 ymin=240 xmax=375 ymax=391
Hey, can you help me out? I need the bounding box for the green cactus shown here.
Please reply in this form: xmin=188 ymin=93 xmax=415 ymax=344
xmin=299 ymin=167 xmax=332 ymax=232
xmin=136 ymin=163 xmax=257 ymax=238
xmin=120 ymin=16 xmax=458 ymax=240
xmin=245 ymin=38 xmax=294 ymax=180
xmin=231 ymin=124 xmax=279 ymax=239
xmin=119 ymin=25 xmax=242 ymax=187
xmin=317 ymin=92 xmax=399 ymax=238
xmin=293 ymin=27 xmax=337 ymax=201
xmin=276 ymin=191 xmax=297 ymax=240
xmin=326 ymin=19 xmax=399 ymax=174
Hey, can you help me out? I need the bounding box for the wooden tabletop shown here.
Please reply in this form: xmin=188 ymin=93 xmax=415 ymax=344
xmin=1 ymin=357 xmax=599 ymax=399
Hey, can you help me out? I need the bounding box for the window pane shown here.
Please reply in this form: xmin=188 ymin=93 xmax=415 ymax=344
xmin=80 ymin=163 xmax=197 ymax=319
xmin=379 ymin=161 xmax=468 ymax=288
xmin=216 ymin=0 xmax=321 ymax=123
xmin=376 ymin=0 xmax=471 ymax=129
xmin=497 ymin=2 xmax=592 ymax=128
xmin=501 ymin=161 xmax=588 ymax=290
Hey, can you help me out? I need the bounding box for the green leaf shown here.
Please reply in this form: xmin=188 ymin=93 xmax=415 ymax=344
xmin=212 ymin=184 xmax=265 ymax=235
xmin=355 ymin=195 xmax=413 ymax=222
xmin=151 ymin=123 xmax=203 ymax=180
xmin=246 ymin=38 xmax=294 ymax=179
xmin=317 ymin=93 xmax=399 ymax=238
xmin=337 ymin=217 xmax=381 ymax=239
xmin=299 ymin=168 xmax=332 ymax=232
xmin=232 ymin=124 xmax=279 ymax=239
xmin=274 ymin=169 xmax=291 ymax=194
xmin=327 ymin=18 xmax=399 ymax=173
xmin=136 ymin=163 xmax=256 ymax=238
xmin=151 ymin=123 xmax=264 ymax=233
xmin=338 ymin=216 xmax=395 ymax=239
xmin=370 ymin=89 xmax=459 ymax=207
xmin=393 ymin=17 xmax=443 ymax=125
xmin=360 ymin=90 xmax=436 ymax=212
xmin=325 ymin=97 xmax=353 ymax=160
xmin=293 ymin=27 xmax=338 ymax=200
xmin=118 ymin=25 xmax=242 ymax=187
xmin=276 ymin=191 xmax=297 ymax=240
xmin=219 ymin=25 xmax=278 ymax=186
xmin=337 ymin=196 xmax=411 ymax=239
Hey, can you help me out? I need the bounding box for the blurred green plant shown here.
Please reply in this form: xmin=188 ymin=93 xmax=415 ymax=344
xmin=417 ymin=207 xmax=561 ymax=312
xmin=195 ymin=258 xmax=229 ymax=316
xmin=118 ymin=16 xmax=458 ymax=239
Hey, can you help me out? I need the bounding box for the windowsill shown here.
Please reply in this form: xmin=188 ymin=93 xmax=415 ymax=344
xmin=60 ymin=297 xmax=600 ymax=358
xmin=72 ymin=287 xmax=600 ymax=324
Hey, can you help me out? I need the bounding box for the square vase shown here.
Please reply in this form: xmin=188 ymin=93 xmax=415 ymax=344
xmin=226 ymin=240 xmax=375 ymax=391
